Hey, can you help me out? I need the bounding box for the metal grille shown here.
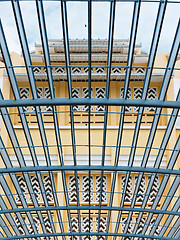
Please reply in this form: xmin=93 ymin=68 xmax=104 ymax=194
xmin=0 ymin=0 xmax=179 ymax=240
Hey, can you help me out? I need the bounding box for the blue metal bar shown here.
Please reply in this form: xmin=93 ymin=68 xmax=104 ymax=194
xmin=0 ymin=205 xmax=179 ymax=216
xmin=0 ymin=98 xmax=179 ymax=109
xmin=97 ymin=0 xmax=116 ymax=236
xmin=0 ymin=231 xmax=179 ymax=240
xmin=61 ymin=0 xmax=81 ymax=238
xmin=158 ymin=198 xmax=180 ymax=237
xmin=0 ymin=165 xmax=179 ymax=175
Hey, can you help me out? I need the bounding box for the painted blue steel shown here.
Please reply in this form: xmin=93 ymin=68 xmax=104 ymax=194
xmin=97 ymin=0 xmax=116 ymax=237
xmin=35 ymin=0 xmax=69 ymax=238
xmin=61 ymin=0 xmax=82 ymax=238
xmin=130 ymin=18 xmax=180 ymax=238
xmin=11 ymin=1 xmax=62 ymax=238
xmin=122 ymin=0 xmax=168 ymax=237
xmin=0 ymin=205 xmax=179 ymax=216
xmin=0 ymin=231 xmax=179 ymax=240
xmin=0 ymin=165 xmax=179 ymax=175
xmin=158 ymin=198 xmax=180 ymax=237
xmin=0 ymin=21 xmax=46 ymax=239
xmin=0 ymin=98 xmax=179 ymax=109
xmin=123 ymin=90 xmax=180 ymax=236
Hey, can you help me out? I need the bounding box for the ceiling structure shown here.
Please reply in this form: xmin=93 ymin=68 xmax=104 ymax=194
xmin=0 ymin=0 xmax=180 ymax=240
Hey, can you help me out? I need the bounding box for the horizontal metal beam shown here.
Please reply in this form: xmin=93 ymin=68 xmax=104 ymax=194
xmin=0 ymin=98 xmax=179 ymax=109
xmin=0 ymin=205 xmax=179 ymax=216
xmin=0 ymin=231 xmax=179 ymax=240
xmin=0 ymin=165 xmax=179 ymax=175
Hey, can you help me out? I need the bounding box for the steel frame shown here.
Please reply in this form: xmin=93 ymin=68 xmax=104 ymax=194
xmin=0 ymin=0 xmax=180 ymax=240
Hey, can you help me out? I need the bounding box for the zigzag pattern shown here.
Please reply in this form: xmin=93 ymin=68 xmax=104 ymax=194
xmin=95 ymin=87 xmax=106 ymax=112
xmin=41 ymin=216 xmax=53 ymax=240
xmin=82 ymin=175 xmax=93 ymax=202
xmin=54 ymin=67 xmax=65 ymax=74
xmin=33 ymin=67 xmax=41 ymax=74
xmin=72 ymin=67 xmax=81 ymax=74
xmin=95 ymin=217 xmax=107 ymax=240
xmin=29 ymin=175 xmax=41 ymax=203
xmin=147 ymin=87 xmax=157 ymax=112
xmin=27 ymin=216 xmax=40 ymax=236
xmin=135 ymin=216 xmax=146 ymax=240
xmin=83 ymin=67 xmax=93 ymax=73
xmin=19 ymin=87 xmax=30 ymax=112
xmin=133 ymin=87 xmax=143 ymax=112
xmin=111 ymin=67 xmax=121 ymax=73
xmin=134 ymin=176 xmax=146 ymax=204
xmin=95 ymin=175 xmax=107 ymax=203
xmin=14 ymin=216 xmax=25 ymax=236
xmin=68 ymin=176 xmax=80 ymax=203
xmin=44 ymin=87 xmax=52 ymax=112
xmin=121 ymin=217 xmax=133 ymax=240
xmin=149 ymin=216 xmax=161 ymax=237
xmin=95 ymin=67 xmax=105 ymax=73
xmin=82 ymin=217 xmax=93 ymax=240
xmin=120 ymin=87 xmax=132 ymax=112
xmin=121 ymin=176 xmax=133 ymax=203
xmin=15 ymin=175 xmax=27 ymax=203
xmin=68 ymin=217 xmax=79 ymax=240
xmin=82 ymin=87 xmax=93 ymax=111
xmin=43 ymin=67 xmax=47 ymax=73
xmin=135 ymin=68 xmax=145 ymax=74
xmin=148 ymin=176 xmax=159 ymax=204
xmin=72 ymin=87 xmax=81 ymax=111
xmin=43 ymin=175 xmax=54 ymax=203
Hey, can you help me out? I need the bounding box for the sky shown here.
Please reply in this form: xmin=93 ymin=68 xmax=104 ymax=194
xmin=0 ymin=0 xmax=179 ymax=126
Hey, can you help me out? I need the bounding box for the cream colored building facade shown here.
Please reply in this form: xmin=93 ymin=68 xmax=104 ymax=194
xmin=0 ymin=39 xmax=179 ymax=239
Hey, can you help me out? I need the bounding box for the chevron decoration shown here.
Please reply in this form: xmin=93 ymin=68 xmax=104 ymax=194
xmin=68 ymin=175 xmax=80 ymax=203
xmin=72 ymin=87 xmax=81 ymax=111
xmin=147 ymin=176 xmax=159 ymax=204
xmin=149 ymin=216 xmax=161 ymax=238
xmin=135 ymin=217 xmax=147 ymax=240
xmin=82 ymin=175 xmax=93 ymax=202
xmin=32 ymin=66 xmax=41 ymax=74
xmin=44 ymin=87 xmax=53 ymax=112
xmin=147 ymin=87 xmax=158 ymax=112
xmin=72 ymin=67 xmax=81 ymax=74
xmin=83 ymin=67 xmax=93 ymax=73
xmin=135 ymin=68 xmax=146 ymax=74
xmin=95 ymin=175 xmax=107 ymax=203
xmin=54 ymin=67 xmax=65 ymax=74
xmin=95 ymin=217 xmax=107 ymax=240
xmin=134 ymin=176 xmax=146 ymax=204
xmin=15 ymin=175 xmax=27 ymax=203
xmin=27 ymin=216 xmax=40 ymax=238
xmin=31 ymin=87 xmax=43 ymax=112
xmin=120 ymin=87 xmax=132 ymax=112
xmin=43 ymin=175 xmax=54 ymax=203
xmin=82 ymin=217 xmax=93 ymax=240
xmin=14 ymin=216 xmax=26 ymax=237
xmin=111 ymin=67 xmax=121 ymax=73
xmin=41 ymin=216 xmax=53 ymax=240
xmin=19 ymin=87 xmax=30 ymax=112
xmin=95 ymin=67 xmax=105 ymax=73
xmin=28 ymin=175 xmax=41 ymax=203
xmin=68 ymin=217 xmax=79 ymax=240
xmin=95 ymin=87 xmax=106 ymax=112
xmin=121 ymin=176 xmax=133 ymax=204
xmin=82 ymin=87 xmax=93 ymax=111
xmin=121 ymin=217 xmax=133 ymax=240
xmin=133 ymin=87 xmax=143 ymax=112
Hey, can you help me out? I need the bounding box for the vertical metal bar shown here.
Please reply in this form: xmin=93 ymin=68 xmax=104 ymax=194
xmin=97 ymin=1 xmax=116 ymax=238
xmin=131 ymin=18 xmax=180 ymax=238
xmin=88 ymin=0 xmax=92 ymax=238
xmin=61 ymin=1 xmax=81 ymax=238
xmin=107 ymin=1 xmax=141 ymax=239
